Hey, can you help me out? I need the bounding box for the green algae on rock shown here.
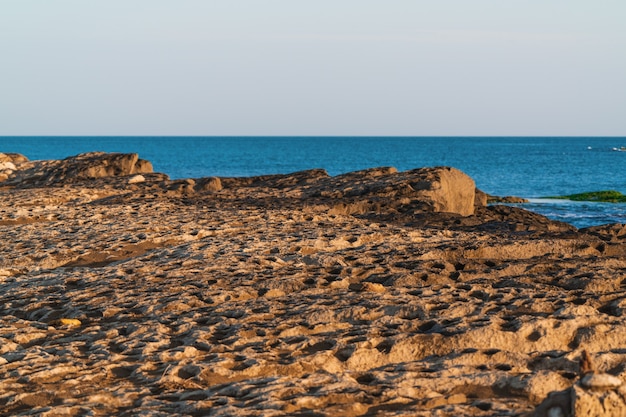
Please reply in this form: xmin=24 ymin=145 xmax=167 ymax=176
xmin=548 ymin=190 xmax=626 ymax=203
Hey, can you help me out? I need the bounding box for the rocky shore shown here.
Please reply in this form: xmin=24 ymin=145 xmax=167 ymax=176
xmin=2 ymin=152 xmax=626 ymax=416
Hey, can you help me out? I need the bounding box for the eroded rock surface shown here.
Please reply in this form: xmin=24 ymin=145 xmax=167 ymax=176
xmin=302 ymin=166 xmax=477 ymax=216
xmin=1 ymin=153 xmax=626 ymax=416
xmin=3 ymin=151 xmax=153 ymax=187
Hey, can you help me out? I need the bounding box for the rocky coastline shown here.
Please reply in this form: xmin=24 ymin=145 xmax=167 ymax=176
xmin=2 ymin=152 xmax=626 ymax=416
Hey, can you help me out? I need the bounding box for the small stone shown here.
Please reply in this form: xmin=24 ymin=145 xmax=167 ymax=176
xmin=348 ymin=282 xmax=386 ymax=293
xmin=362 ymin=282 xmax=386 ymax=293
xmin=423 ymin=396 xmax=447 ymax=409
xmin=264 ymin=289 xmax=286 ymax=298
xmin=447 ymin=393 xmax=467 ymax=404
xmin=329 ymin=279 xmax=349 ymax=289
xmin=52 ymin=318 xmax=82 ymax=327
xmin=128 ymin=174 xmax=146 ymax=184
xmin=580 ymin=373 xmax=623 ymax=389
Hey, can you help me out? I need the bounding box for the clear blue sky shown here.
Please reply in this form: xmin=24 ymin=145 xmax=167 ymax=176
xmin=1 ymin=1 xmax=625 ymax=136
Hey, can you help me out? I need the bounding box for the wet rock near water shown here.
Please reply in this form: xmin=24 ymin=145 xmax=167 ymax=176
xmin=487 ymin=195 xmax=530 ymax=204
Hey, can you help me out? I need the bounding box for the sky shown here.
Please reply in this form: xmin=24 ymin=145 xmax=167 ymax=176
xmin=1 ymin=1 xmax=625 ymax=136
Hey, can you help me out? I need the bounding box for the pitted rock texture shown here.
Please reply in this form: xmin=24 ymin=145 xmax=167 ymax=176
xmin=303 ymin=166 xmax=476 ymax=216
xmin=1 ymin=153 xmax=626 ymax=416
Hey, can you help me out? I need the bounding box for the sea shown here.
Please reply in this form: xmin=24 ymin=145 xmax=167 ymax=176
xmin=1 ymin=136 xmax=625 ymax=229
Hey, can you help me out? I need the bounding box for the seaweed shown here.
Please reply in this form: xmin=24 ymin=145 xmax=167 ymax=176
xmin=546 ymin=190 xmax=626 ymax=203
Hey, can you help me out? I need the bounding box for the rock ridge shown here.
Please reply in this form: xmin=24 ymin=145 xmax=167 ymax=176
xmin=2 ymin=152 xmax=154 ymax=187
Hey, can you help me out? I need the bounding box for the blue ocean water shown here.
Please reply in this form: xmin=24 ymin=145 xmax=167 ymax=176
xmin=1 ymin=137 xmax=625 ymax=228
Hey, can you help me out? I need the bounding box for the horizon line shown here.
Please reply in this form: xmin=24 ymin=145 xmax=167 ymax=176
xmin=2 ymin=135 xmax=626 ymax=138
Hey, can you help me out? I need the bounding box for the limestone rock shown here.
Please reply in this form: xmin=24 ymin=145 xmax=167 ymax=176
xmin=164 ymin=178 xmax=196 ymax=195
xmin=128 ymin=174 xmax=146 ymax=184
xmin=571 ymin=383 xmax=626 ymax=416
xmin=488 ymin=195 xmax=530 ymax=204
xmin=473 ymin=205 xmax=576 ymax=233
xmin=0 ymin=161 xmax=17 ymax=171
xmin=527 ymin=371 xmax=573 ymax=405
xmin=7 ymin=152 xmax=153 ymax=187
xmin=580 ymin=373 xmax=623 ymax=389
xmin=475 ymin=188 xmax=489 ymax=207
xmin=0 ymin=152 xmax=28 ymax=164
xmin=415 ymin=166 xmax=476 ymax=215
xmin=220 ymin=168 xmax=329 ymax=189
xmin=216 ymin=166 xmax=476 ymax=216
xmin=581 ymin=224 xmax=626 ymax=242
xmin=306 ymin=166 xmax=477 ymax=216
xmin=0 ymin=153 xmax=25 ymax=182
xmin=195 ymin=176 xmax=222 ymax=192
xmin=3 ymin=154 xmax=625 ymax=417
xmin=533 ymin=374 xmax=626 ymax=417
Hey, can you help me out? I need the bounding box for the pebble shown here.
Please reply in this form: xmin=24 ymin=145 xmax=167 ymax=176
xmin=128 ymin=174 xmax=146 ymax=184
xmin=580 ymin=373 xmax=623 ymax=389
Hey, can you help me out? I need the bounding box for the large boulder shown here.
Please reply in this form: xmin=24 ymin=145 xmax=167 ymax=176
xmin=413 ymin=167 xmax=476 ymax=215
xmin=306 ymin=166 xmax=477 ymax=216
